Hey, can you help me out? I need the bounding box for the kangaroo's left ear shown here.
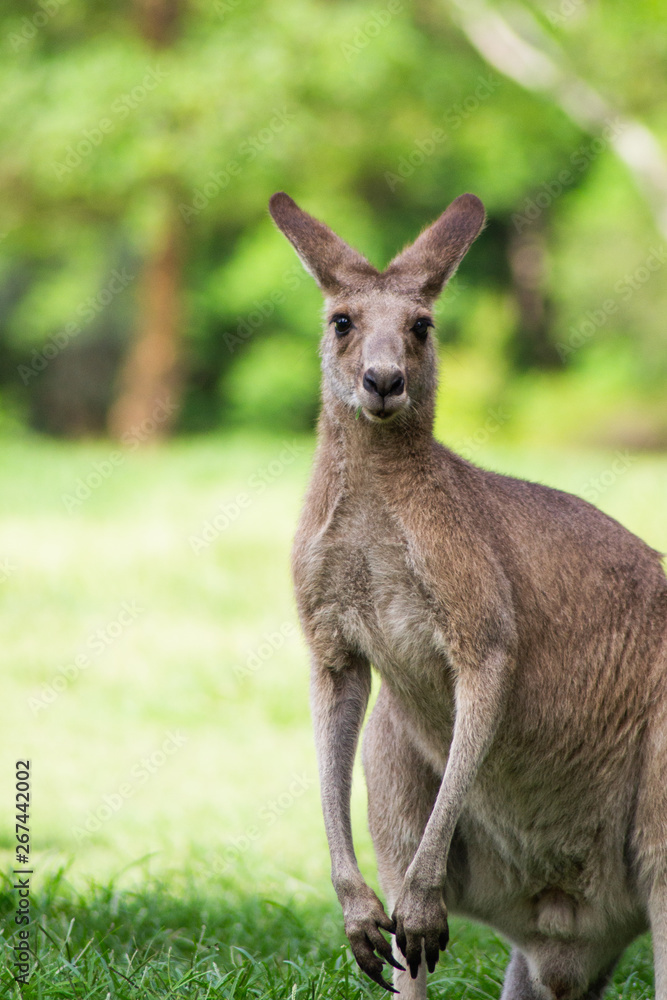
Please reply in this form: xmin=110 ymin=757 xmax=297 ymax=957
xmin=384 ymin=194 xmax=486 ymax=300
xmin=269 ymin=192 xmax=378 ymax=294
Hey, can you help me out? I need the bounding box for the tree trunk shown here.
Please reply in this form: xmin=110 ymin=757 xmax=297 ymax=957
xmin=507 ymin=226 xmax=559 ymax=368
xmin=107 ymin=0 xmax=183 ymax=442
xmin=107 ymin=205 xmax=183 ymax=440
xmin=447 ymin=0 xmax=667 ymax=240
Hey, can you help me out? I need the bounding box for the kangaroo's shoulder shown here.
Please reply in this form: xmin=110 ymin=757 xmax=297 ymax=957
xmin=431 ymin=440 xmax=665 ymax=576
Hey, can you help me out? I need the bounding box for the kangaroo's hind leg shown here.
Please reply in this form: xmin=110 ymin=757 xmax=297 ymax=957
xmin=500 ymin=951 xmax=541 ymax=1000
xmin=501 ymin=949 xmax=616 ymax=1000
xmin=634 ymin=661 xmax=667 ymax=1000
xmin=648 ymin=882 xmax=667 ymax=1000
xmin=362 ymin=685 xmax=441 ymax=999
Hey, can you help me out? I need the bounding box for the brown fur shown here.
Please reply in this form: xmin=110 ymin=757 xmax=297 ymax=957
xmin=268 ymin=191 xmax=667 ymax=999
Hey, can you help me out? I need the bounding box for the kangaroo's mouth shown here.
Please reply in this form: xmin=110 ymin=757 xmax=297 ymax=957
xmin=361 ymin=399 xmax=407 ymax=423
xmin=364 ymin=410 xmax=394 ymax=422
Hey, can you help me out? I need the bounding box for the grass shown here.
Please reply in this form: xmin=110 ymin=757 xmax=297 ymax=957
xmin=0 ymin=867 xmax=516 ymax=1000
xmin=1 ymin=430 xmax=665 ymax=998
xmin=0 ymin=869 xmax=654 ymax=999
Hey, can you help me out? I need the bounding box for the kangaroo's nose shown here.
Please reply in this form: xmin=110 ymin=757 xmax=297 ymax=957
xmin=363 ymin=368 xmax=405 ymax=398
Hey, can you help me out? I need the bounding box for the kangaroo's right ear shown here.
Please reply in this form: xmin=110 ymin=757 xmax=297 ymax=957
xmin=269 ymin=192 xmax=377 ymax=294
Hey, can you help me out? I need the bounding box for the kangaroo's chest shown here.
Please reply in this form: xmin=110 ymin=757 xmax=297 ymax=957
xmin=309 ymin=504 xmax=441 ymax=658
xmin=298 ymin=500 xmax=456 ymax=756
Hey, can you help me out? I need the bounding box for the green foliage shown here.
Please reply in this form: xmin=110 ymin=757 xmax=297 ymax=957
xmin=223 ymin=332 xmax=320 ymax=430
xmin=0 ymin=1 xmax=666 ymax=438
xmin=0 ymin=868 xmax=512 ymax=999
xmin=0 ymin=868 xmax=655 ymax=999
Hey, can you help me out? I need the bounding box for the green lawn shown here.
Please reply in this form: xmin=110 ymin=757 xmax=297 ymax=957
xmin=1 ymin=432 xmax=664 ymax=998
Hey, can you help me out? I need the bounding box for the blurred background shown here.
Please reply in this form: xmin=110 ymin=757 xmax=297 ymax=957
xmin=1 ymin=1 xmax=666 ymax=996
xmin=1 ymin=0 xmax=667 ymax=445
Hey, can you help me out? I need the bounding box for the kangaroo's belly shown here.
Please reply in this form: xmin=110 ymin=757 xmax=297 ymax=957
xmin=439 ymin=735 xmax=648 ymax=956
xmin=448 ymin=803 xmax=648 ymax=959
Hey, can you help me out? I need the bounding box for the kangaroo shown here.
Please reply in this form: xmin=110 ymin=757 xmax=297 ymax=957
xmin=268 ymin=190 xmax=667 ymax=1000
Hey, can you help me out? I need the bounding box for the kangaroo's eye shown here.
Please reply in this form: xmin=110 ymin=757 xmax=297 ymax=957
xmin=331 ymin=314 xmax=352 ymax=336
xmin=412 ymin=317 xmax=433 ymax=341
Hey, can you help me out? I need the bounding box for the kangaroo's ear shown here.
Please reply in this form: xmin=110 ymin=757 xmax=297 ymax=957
xmin=269 ymin=192 xmax=378 ymax=294
xmin=384 ymin=194 xmax=486 ymax=300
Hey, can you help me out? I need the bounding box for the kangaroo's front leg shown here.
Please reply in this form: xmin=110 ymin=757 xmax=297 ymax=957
xmin=393 ymin=649 xmax=509 ymax=978
xmin=311 ymin=653 xmax=405 ymax=991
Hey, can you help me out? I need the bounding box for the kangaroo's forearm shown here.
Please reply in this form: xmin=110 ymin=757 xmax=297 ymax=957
xmin=406 ymin=649 xmax=509 ymax=885
xmin=310 ymin=656 xmax=372 ymax=893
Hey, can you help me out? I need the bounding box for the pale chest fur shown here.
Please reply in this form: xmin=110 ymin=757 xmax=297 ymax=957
xmin=295 ymin=492 xmax=456 ymax=767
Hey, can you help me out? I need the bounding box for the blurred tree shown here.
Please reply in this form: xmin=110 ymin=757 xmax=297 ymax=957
xmin=107 ymin=0 xmax=184 ymax=439
xmin=0 ymin=0 xmax=665 ymax=442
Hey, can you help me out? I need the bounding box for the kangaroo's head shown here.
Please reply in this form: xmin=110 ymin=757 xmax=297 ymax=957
xmin=269 ymin=192 xmax=485 ymax=427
